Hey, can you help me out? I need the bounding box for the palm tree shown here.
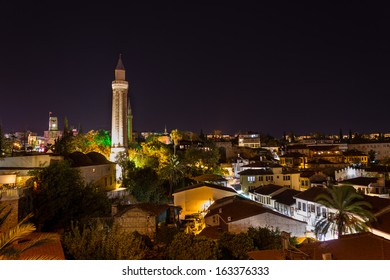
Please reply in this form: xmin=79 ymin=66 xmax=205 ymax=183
xmin=160 ymin=155 xmax=185 ymax=198
xmin=315 ymin=185 xmax=376 ymax=240
xmin=0 ymin=207 xmax=54 ymax=259
xmin=170 ymin=129 xmax=182 ymax=156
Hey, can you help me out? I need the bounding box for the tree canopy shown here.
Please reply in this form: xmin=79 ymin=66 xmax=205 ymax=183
xmin=28 ymin=160 xmax=110 ymax=231
xmin=315 ymin=185 xmax=376 ymax=239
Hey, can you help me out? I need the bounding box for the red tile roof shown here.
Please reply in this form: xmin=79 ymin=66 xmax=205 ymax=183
xmin=14 ymin=232 xmax=65 ymax=260
xmin=299 ymin=232 xmax=390 ymax=260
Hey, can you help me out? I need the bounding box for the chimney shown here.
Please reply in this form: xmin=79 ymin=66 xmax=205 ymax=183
xmin=111 ymin=204 xmax=118 ymax=216
xmin=281 ymin=231 xmax=290 ymax=251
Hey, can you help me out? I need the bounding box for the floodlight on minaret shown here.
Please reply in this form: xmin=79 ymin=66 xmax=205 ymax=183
xmin=110 ymin=54 xmax=129 ymax=172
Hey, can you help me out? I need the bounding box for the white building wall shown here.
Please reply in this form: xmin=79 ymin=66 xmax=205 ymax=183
xmin=227 ymin=213 xmax=306 ymax=237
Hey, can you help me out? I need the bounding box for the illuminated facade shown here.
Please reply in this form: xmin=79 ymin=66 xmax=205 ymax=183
xmin=238 ymin=134 xmax=261 ymax=148
xmin=43 ymin=113 xmax=62 ymax=145
xmin=110 ymin=55 xmax=133 ymax=164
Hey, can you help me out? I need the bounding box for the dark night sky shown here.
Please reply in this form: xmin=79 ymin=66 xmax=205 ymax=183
xmin=1 ymin=1 xmax=389 ymax=138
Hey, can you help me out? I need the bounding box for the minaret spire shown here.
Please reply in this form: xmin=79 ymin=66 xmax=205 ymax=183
xmin=116 ymin=53 xmax=125 ymax=70
xmin=115 ymin=54 xmax=126 ymax=80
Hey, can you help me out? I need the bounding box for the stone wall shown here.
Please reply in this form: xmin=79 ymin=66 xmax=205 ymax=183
xmin=113 ymin=208 xmax=156 ymax=238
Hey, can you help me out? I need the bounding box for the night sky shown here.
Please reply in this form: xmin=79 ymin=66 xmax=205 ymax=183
xmin=1 ymin=1 xmax=389 ymax=138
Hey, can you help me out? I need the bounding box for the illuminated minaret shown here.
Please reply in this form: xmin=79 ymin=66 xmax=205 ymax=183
xmin=110 ymin=54 xmax=130 ymax=163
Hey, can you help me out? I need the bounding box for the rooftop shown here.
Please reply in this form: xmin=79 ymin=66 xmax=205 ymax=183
xmin=299 ymin=232 xmax=390 ymax=260
xmin=173 ymin=182 xmax=237 ymax=195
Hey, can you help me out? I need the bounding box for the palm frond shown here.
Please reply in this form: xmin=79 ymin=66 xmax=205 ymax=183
xmin=0 ymin=222 xmax=36 ymax=253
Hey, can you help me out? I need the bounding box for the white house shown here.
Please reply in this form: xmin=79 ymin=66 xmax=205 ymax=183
xmin=204 ymin=195 xmax=306 ymax=238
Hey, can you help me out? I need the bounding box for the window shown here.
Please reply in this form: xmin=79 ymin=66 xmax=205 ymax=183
xmin=316 ymin=206 xmax=321 ymax=216
xmin=266 ymin=175 xmax=273 ymax=181
xmin=302 ymin=203 xmax=306 ymax=212
xmin=248 ymin=176 xmax=255 ymax=182
xmin=322 ymin=208 xmax=327 ymax=218
xmin=259 ymin=176 xmax=263 ymax=181
xmin=298 ymin=201 xmax=302 ymax=210
xmin=283 ymin=175 xmax=290 ymax=181
xmin=308 ymin=204 xmax=315 ymax=213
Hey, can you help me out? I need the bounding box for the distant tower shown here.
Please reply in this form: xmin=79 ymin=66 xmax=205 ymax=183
xmin=44 ymin=112 xmax=62 ymax=145
xmin=110 ymin=54 xmax=132 ymax=163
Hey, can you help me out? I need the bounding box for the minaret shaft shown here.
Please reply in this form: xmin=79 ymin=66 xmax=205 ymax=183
xmin=110 ymin=54 xmax=129 ymax=163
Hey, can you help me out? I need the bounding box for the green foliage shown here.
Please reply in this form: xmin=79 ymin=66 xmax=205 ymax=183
xmin=73 ymin=130 xmax=111 ymax=158
xmin=218 ymin=232 xmax=254 ymax=260
xmin=368 ymin=150 xmax=376 ymax=162
xmin=315 ymin=185 xmax=376 ymax=239
xmin=154 ymin=223 xmax=180 ymax=246
xmin=247 ymin=226 xmax=282 ymax=250
xmin=159 ymin=155 xmax=185 ymax=197
xmin=53 ymin=130 xmax=75 ymax=155
xmin=29 ymin=161 xmax=110 ymax=231
xmin=183 ymin=144 xmax=221 ymax=176
xmin=63 ymin=220 xmax=153 ymax=260
xmin=128 ymin=139 xmax=171 ymax=169
xmin=170 ymin=129 xmax=182 ymax=156
xmin=52 ymin=130 xmax=111 ymax=158
xmin=0 ymin=210 xmax=55 ymax=260
xmin=123 ymin=163 xmax=166 ymax=203
xmin=167 ymin=232 xmax=218 ymax=260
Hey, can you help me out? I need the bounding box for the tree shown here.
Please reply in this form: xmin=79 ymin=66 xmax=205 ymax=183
xmin=183 ymin=144 xmax=221 ymax=176
xmin=170 ymin=129 xmax=182 ymax=156
xmin=339 ymin=128 xmax=343 ymax=142
xmin=0 ymin=207 xmax=54 ymax=260
xmin=315 ymin=185 xmax=376 ymax=239
xmin=247 ymin=226 xmax=283 ymax=250
xmin=72 ymin=130 xmax=111 ymax=158
xmin=159 ymin=155 xmax=185 ymax=197
xmin=167 ymin=232 xmax=218 ymax=260
xmin=123 ymin=164 xmax=166 ymax=203
xmin=63 ymin=220 xmax=153 ymax=260
xmin=128 ymin=139 xmax=171 ymax=169
xmin=218 ymin=232 xmax=254 ymax=259
xmin=28 ymin=161 xmax=110 ymax=231
xmin=53 ymin=130 xmax=75 ymax=155
xmin=368 ymin=149 xmax=376 ymax=163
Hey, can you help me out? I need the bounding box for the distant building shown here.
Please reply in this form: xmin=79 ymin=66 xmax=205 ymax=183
xmin=238 ymin=163 xmax=301 ymax=193
xmin=349 ymin=142 xmax=390 ymax=161
xmin=337 ymin=177 xmax=389 ymax=197
xmin=238 ymin=134 xmax=261 ymax=148
xmin=43 ymin=113 xmax=62 ymax=146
